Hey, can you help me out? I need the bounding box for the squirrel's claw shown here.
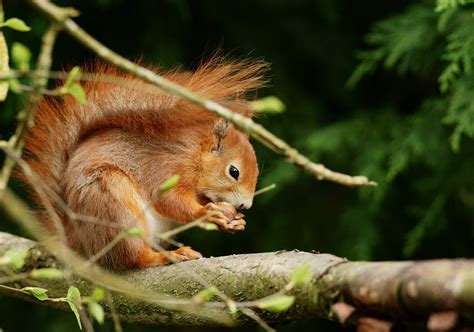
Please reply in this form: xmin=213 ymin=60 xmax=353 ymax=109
xmin=207 ymin=214 xmax=246 ymax=233
xmin=172 ymin=246 xmax=203 ymax=261
xmin=207 ymin=214 xmax=234 ymax=233
xmin=228 ymin=218 xmax=246 ymax=231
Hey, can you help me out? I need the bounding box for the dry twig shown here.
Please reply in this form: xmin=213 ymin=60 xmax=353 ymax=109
xmin=27 ymin=0 xmax=377 ymax=187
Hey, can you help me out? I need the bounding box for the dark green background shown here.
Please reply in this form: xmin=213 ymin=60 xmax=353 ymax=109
xmin=1 ymin=0 xmax=473 ymax=331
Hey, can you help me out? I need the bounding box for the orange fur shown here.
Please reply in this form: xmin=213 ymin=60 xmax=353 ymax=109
xmin=19 ymin=58 xmax=265 ymax=269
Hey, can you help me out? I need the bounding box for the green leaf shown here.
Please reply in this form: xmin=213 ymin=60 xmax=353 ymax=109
xmin=159 ymin=175 xmax=180 ymax=193
xmin=126 ymin=228 xmax=143 ymax=237
xmin=0 ymin=249 xmax=28 ymax=269
xmin=90 ymin=287 xmax=105 ymax=302
xmin=438 ymin=18 xmax=474 ymax=92
xmin=11 ymin=43 xmax=31 ymax=71
xmin=65 ymin=66 xmax=82 ymax=86
xmin=1 ymin=18 xmax=31 ymax=32
xmin=290 ymin=262 xmax=312 ymax=286
xmin=250 ymin=96 xmax=286 ymax=114
xmin=66 ymin=83 xmax=87 ymax=105
xmin=67 ymin=287 xmax=81 ymax=306
xmin=8 ymin=79 xmax=22 ymax=94
xmin=67 ymin=287 xmax=82 ymax=330
xmin=87 ymin=301 xmax=104 ymax=325
xmin=348 ymin=4 xmax=438 ymax=86
xmin=192 ymin=286 xmax=218 ymax=304
xmin=257 ymin=295 xmax=295 ymax=313
xmin=23 ymin=287 xmax=49 ymax=301
xmin=30 ymin=268 xmax=64 ymax=280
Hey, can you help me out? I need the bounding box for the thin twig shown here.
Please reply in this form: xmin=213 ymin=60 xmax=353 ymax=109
xmin=105 ymin=290 xmax=124 ymax=332
xmin=254 ymin=183 xmax=277 ymax=196
xmin=86 ymin=233 xmax=127 ymax=265
xmin=0 ymin=23 xmax=61 ymax=199
xmin=159 ymin=213 xmax=212 ymax=239
xmin=240 ymin=308 xmax=276 ymax=332
xmin=28 ymin=0 xmax=377 ymax=188
xmin=0 ymin=144 xmax=68 ymax=244
xmin=0 ymin=272 xmax=29 ymax=284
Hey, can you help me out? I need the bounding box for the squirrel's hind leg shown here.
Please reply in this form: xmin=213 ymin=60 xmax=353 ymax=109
xmin=97 ymin=169 xmax=203 ymax=267
xmin=65 ymin=164 xmax=202 ymax=269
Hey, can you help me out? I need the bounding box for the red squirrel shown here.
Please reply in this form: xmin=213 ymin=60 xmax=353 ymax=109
xmin=20 ymin=58 xmax=265 ymax=269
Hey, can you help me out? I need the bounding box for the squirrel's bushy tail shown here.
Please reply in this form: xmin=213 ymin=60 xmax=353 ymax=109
xmin=20 ymin=57 xmax=267 ymax=213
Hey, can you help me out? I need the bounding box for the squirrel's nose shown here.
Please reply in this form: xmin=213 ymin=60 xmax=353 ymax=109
xmin=238 ymin=199 xmax=253 ymax=210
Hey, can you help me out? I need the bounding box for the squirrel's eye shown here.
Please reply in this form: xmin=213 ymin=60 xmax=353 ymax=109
xmin=229 ymin=165 xmax=240 ymax=180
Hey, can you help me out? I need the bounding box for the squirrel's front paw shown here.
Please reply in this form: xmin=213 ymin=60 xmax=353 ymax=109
xmin=228 ymin=213 xmax=246 ymax=232
xmin=204 ymin=202 xmax=245 ymax=233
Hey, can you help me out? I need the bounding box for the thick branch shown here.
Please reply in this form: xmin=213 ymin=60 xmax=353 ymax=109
xmin=0 ymin=231 xmax=472 ymax=329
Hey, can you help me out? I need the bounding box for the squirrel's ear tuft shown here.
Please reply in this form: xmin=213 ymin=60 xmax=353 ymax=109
xmin=211 ymin=118 xmax=229 ymax=153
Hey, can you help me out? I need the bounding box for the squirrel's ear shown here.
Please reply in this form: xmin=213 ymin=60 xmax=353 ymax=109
xmin=211 ymin=118 xmax=229 ymax=153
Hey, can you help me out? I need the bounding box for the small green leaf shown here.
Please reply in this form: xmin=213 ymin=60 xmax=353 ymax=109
xmin=67 ymin=287 xmax=82 ymax=330
xmin=200 ymin=223 xmax=218 ymax=231
xmin=66 ymin=83 xmax=87 ymax=105
xmin=87 ymin=301 xmax=104 ymax=325
xmin=192 ymin=286 xmax=218 ymax=304
xmin=67 ymin=286 xmax=81 ymax=306
xmin=11 ymin=42 xmax=31 ymax=70
xmin=290 ymin=262 xmax=312 ymax=286
xmin=159 ymin=175 xmax=180 ymax=193
xmin=23 ymin=287 xmax=49 ymax=301
xmin=8 ymin=78 xmax=22 ymax=94
xmin=126 ymin=228 xmax=143 ymax=237
xmin=90 ymin=287 xmax=105 ymax=302
xmin=0 ymin=249 xmax=28 ymax=269
xmin=1 ymin=18 xmax=31 ymax=32
xmin=30 ymin=268 xmax=64 ymax=280
xmin=257 ymin=295 xmax=295 ymax=313
xmin=250 ymin=96 xmax=286 ymax=114
xmin=65 ymin=66 xmax=82 ymax=86
xmin=0 ymin=12 xmax=5 ymax=24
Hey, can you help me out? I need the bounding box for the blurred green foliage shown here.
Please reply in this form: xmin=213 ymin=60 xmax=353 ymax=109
xmin=1 ymin=0 xmax=473 ymax=331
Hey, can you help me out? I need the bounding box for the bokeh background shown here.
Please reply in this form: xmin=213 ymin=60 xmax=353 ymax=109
xmin=1 ymin=0 xmax=473 ymax=331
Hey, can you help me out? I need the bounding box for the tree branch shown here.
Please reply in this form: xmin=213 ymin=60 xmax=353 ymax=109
xmin=27 ymin=0 xmax=376 ymax=188
xmin=0 ymin=231 xmax=472 ymax=329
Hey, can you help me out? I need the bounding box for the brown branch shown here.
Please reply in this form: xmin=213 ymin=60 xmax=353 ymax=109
xmin=0 ymin=231 xmax=472 ymax=329
xmin=27 ymin=0 xmax=376 ymax=188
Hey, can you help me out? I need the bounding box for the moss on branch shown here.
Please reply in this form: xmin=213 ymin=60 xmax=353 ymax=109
xmin=0 ymin=231 xmax=473 ymax=330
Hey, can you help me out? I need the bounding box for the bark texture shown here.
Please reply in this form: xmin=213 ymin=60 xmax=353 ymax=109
xmin=0 ymin=231 xmax=473 ymax=329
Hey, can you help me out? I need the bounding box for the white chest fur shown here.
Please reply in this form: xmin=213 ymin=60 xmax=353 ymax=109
xmin=136 ymin=196 xmax=179 ymax=247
